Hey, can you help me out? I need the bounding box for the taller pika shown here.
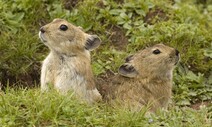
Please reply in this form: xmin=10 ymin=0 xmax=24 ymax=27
xmin=39 ymin=19 xmax=102 ymax=103
xmin=98 ymin=44 xmax=180 ymax=112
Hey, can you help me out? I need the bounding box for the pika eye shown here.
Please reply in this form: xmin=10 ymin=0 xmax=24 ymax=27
xmin=153 ymin=49 xmax=161 ymax=54
xmin=59 ymin=24 xmax=68 ymax=31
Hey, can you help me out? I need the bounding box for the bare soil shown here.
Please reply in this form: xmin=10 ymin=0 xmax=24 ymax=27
xmin=144 ymin=7 xmax=169 ymax=25
xmin=107 ymin=25 xmax=129 ymax=50
xmin=190 ymin=101 xmax=211 ymax=110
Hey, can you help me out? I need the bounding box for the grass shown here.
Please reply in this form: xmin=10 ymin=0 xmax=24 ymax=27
xmin=0 ymin=0 xmax=211 ymax=126
xmin=0 ymin=88 xmax=211 ymax=126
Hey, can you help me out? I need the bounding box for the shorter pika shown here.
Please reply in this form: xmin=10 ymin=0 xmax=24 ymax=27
xmin=39 ymin=19 xmax=102 ymax=103
xmin=98 ymin=44 xmax=180 ymax=112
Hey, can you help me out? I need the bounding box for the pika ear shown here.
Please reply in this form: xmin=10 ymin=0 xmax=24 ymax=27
xmin=118 ymin=63 xmax=138 ymax=78
xmin=85 ymin=35 xmax=101 ymax=51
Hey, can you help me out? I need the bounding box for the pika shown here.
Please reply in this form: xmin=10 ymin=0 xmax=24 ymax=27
xmin=39 ymin=19 xmax=102 ymax=103
xmin=98 ymin=44 xmax=180 ymax=112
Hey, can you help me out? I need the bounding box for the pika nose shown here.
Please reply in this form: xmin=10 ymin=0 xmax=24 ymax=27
xmin=40 ymin=27 xmax=45 ymax=33
xmin=175 ymin=49 xmax=180 ymax=56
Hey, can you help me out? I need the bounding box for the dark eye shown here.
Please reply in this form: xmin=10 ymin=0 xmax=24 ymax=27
xmin=59 ymin=24 xmax=68 ymax=31
xmin=153 ymin=49 xmax=161 ymax=54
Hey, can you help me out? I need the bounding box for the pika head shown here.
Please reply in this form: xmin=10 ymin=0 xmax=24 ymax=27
xmin=119 ymin=44 xmax=180 ymax=79
xmin=39 ymin=18 xmax=101 ymax=55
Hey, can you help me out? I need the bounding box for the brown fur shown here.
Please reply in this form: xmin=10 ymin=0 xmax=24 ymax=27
xmin=39 ymin=19 xmax=102 ymax=103
xmin=98 ymin=44 xmax=180 ymax=112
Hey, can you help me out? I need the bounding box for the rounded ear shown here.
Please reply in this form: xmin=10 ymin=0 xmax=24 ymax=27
xmin=118 ymin=63 xmax=138 ymax=78
xmin=85 ymin=35 xmax=101 ymax=51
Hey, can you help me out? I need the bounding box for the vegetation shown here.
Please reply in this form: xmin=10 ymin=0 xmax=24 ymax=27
xmin=0 ymin=88 xmax=211 ymax=126
xmin=0 ymin=0 xmax=211 ymax=126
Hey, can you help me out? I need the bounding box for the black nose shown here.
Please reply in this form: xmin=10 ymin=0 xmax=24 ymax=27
xmin=40 ymin=27 xmax=45 ymax=33
xmin=175 ymin=49 xmax=179 ymax=56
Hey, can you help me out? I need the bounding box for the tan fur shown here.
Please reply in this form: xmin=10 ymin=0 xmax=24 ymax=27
xmin=98 ymin=44 xmax=180 ymax=112
xmin=39 ymin=19 xmax=102 ymax=103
